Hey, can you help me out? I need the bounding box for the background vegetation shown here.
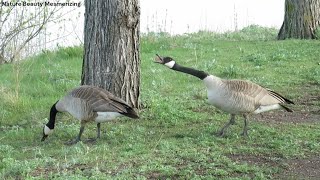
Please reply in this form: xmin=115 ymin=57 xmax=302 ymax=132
xmin=0 ymin=26 xmax=319 ymax=179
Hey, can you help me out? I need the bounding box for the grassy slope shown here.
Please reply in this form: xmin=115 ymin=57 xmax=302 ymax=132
xmin=1 ymin=27 xmax=320 ymax=179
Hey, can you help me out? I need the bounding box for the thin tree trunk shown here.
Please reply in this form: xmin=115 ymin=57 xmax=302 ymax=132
xmin=81 ymin=0 xmax=140 ymax=108
xmin=278 ymin=0 xmax=320 ymax=40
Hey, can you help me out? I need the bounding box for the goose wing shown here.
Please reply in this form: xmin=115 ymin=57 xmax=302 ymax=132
xmin=69 ymin=85 xmax=132 ymax=113
xmin=223 ymin=80 xmax=293 ymax=105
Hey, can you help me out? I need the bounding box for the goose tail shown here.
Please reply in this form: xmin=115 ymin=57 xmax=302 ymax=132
xmin=121 ymin=106 xmax=139 ymax=119
xmin=280 ymin=104 xmax=293 ymax=112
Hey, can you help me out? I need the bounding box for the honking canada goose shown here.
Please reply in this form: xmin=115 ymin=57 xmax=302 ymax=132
xmin=41 ymin=85 xmax=139 ymax=144
xmin=154 ymin=54 xmax=294 ymax=136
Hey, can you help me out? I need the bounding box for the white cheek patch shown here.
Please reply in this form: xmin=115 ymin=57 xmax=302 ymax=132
xmin=203 ymin=75 xmax=213 ymax=83
xmin=164 ymin=61 xmax=175 ymax=68
xmin=44 ymin=125 xmax=54 ymax=135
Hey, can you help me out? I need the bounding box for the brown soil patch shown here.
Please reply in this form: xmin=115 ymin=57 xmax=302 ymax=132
xmin=275 ymin=156 xmax=320 ymax=179
xmin=229 ymin=154 xmax=279 ymax=167
xmin=255 ymin=111 xmax=320 ymax=124
xmin=229 ymin=154 xmax=320 ymax=179
xmin=30 ymin=163 xmax=90 ymax=177
xmin=147 ymin=172 xmax=181 ymax=180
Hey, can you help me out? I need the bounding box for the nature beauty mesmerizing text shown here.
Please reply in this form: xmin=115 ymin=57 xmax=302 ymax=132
xmin=1 ymin=1 xmax=81 ymax=7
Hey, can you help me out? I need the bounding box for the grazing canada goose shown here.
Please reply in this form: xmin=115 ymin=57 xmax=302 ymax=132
xmin=154 ymin=54 xmax=294 ymax=136
xmin=41 ymin=85 xmax=139 ymax=144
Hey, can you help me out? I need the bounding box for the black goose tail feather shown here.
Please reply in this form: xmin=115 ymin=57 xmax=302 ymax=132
xmin=282 ymin=96 xmax=294 ymax=105
xmin=280 ymin=104 xmax=293 ymax=112
xmin=121 ymin=107 xmax=139 ymax=119
xmin=267 ymin=89 xmax=294 ymax=104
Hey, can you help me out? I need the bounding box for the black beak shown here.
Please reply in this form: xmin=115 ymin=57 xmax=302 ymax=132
xmin=154 ymin=54 xmax=163 ymax=63
xmin=41 ymin=128 xmax=48 ymax=141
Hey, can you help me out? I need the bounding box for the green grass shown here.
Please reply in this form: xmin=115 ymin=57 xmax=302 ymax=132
xmin=1 ymin=27 xmax=320 ymax=179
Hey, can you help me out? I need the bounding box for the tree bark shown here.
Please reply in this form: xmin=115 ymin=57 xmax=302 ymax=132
xmin=81 ymin=0 xmax=140 ymax=108
xmin=278 ymin=0 xmax=320 ymax=40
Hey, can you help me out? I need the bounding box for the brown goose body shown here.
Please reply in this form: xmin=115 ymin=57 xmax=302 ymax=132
xmin=56 ymin=85 xmax=138 ymax=122
xmin=42 ymin=85 xmax=139 ymax=143
xmin=204 ymin=78 xmax=293 ymax=114
xmin=155 ymin=55 xmax=294 ymax=136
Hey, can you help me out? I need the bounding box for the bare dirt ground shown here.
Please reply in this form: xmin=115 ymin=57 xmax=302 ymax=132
xmin=229 ymin=153 xmax=320 ymax=180
xmin=255 ymin=111 xmax=320 ymax=124
xmin=275 ymin=157 xmax=320 ymax=180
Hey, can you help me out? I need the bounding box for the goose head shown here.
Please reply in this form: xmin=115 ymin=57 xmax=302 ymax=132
xmin=155 ymin=54 xmax=176 ymax=68
xmin=41 ymin=102 xmax=58 ymax=141
xmin=41 ymin=125 xmax=54 ymax=141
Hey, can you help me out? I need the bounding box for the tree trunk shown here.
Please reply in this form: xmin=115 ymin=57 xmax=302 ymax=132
xmin=81 ymin=0 xmax=140 ymax=108
xmin=278 ymin=0 xmax=320 ymax=40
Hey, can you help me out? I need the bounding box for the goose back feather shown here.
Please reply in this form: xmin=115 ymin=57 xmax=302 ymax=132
xmin=56 ymin=85 xmax=138 ymax=120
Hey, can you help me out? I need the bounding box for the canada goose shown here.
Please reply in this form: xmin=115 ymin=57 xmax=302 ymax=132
xmin=41 ymin=85 xmax=139 ymax=144
xmin=154 ymin=54 xmax=294 ymax=136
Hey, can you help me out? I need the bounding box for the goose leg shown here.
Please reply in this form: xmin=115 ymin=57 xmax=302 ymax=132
xmin=77 ymin=125 xmax=85 ymax=141
xmin=85 ymin=123 xmax=101 ymax=143
xmin=241 ymin=114 xmax=249 ymax=137
xmin=96 ymin=123 xmax=101 ymax=139
xmin=217 ymin=114 xmax=236 ymax=137
xmin=65 ymin=124 xmax=85 ymax=145
xmin=230 ymin=115 xmax=236 ymax=125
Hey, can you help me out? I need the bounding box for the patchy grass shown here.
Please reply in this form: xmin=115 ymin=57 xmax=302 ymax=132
xmin=1 ymin=27 xmax=320 ymax=179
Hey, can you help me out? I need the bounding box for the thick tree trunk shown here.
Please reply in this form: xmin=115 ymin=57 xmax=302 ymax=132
xmin=81 ymin=0 xmax=140 ymax=108
xmin=0 ymin=54 xmax=5 ymax=64
xmin=278 ymin=0 xmax=320 ymax=40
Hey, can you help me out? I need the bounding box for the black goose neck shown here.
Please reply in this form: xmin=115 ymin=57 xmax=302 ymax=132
xmin=47 ymin=102 xmax=58 ymax=129
xmin=172 ymin=63 xmax=209 ymax=80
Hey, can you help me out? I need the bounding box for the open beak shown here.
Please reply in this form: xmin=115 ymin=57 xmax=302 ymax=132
xmin=154 ymin=54 xmax=164 ymax=64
